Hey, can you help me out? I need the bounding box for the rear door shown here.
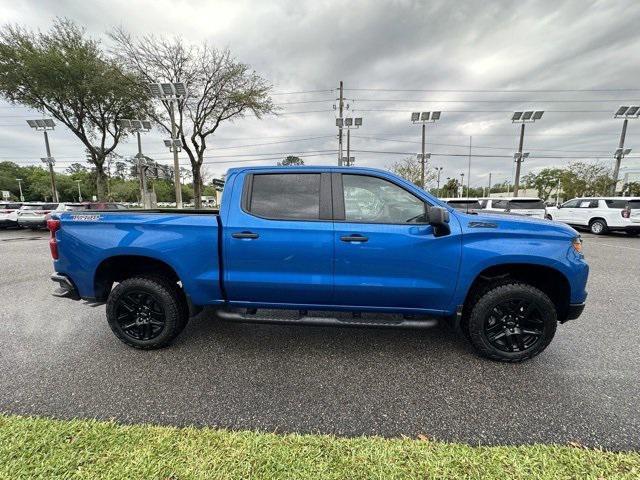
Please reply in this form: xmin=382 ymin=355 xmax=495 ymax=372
xmin=224 ymin=172 xmax=334 ymax=306
xmin=332 ymin=173 xmax=461 ymax=311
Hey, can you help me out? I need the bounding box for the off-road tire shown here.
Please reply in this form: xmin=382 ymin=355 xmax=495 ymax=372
xmin=106 ymin=276 xmax=188 ymax=349
xmin=466 ymin=282 xmax=557 ymax=362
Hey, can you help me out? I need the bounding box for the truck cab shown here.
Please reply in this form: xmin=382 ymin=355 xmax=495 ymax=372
xmin=49 ymin=166 xmax=589 ymax=362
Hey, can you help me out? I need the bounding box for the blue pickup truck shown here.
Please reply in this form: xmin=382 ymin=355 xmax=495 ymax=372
xmin=48 ymin=166 xmax=588 ymax=362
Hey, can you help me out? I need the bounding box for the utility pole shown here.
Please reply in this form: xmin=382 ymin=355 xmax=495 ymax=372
xmin=16 ymin=178 xmax=24 ymax=202
xmin=421 ymin=123 xmax=426 ymax=188
xmin=459 ymin=173 xmax=465 ymax=198
xmin=436 ymin=167 xmax=443 ymax=197
xmin=338 ymin=81 xmax=344 ymax=166
xmin=488 ymin=172 xmax=492 ymax=196
xmin=467 ymin=136 xmax=472 ymax=197
xmin=555 ymin=177 xmax=561 ymax=206
xmin=75 ymin=180 xmax=83 ymax=202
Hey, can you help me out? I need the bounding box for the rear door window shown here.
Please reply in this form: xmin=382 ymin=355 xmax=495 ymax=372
xmin=508 ymin=199 xmax=546 ymax=210
xmin=247 ymin=173 xmax=321 ymax=220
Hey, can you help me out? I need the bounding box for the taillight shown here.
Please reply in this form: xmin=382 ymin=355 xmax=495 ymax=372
xmin=622 ymin=208 xmax=631 ymax=218
xmin=47 ymin=218 xmax=61 ymax=259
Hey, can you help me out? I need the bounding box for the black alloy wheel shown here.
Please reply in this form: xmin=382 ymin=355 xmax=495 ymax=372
xmin=106 ymin=276 xmax=188 ymax=349
xmin=484 ymin=299 xmax=545 ymax=353
xmin=115 ymin=290 xmax=166 ymax=341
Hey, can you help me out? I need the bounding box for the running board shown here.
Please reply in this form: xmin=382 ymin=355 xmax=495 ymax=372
xmin=214 ymin=309 xmax=439 ymax=329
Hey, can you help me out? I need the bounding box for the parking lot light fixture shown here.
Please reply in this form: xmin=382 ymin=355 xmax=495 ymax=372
xmin=511 ymin=110 xmax=543 ymax=197
xmin=343 ymin=117 xmax=363 ymax=167
xmin=411 ymin=112 xmax=441 ymax=188
xmin=148 ymin=81 xmax=187 ymax=208
xmin=611 ymin=106 xmax=639 ymax=194
xmin=27 ymin=119 xmax=58 ymax=202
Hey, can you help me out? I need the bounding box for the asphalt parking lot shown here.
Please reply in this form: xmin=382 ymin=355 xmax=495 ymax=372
xmin=1 ymin=228 xmax=639 ymax=450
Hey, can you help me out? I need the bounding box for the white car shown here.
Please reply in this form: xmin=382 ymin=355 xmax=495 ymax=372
xmin=0 ymin=202 xmax=22 ymax=229
xmin=546 ymin=197 xmax=640 ymax=236
xmin=479 ymin=197 xmax=547 ymax=219
xmin=440 ymin=198 xmax=482 ymax=213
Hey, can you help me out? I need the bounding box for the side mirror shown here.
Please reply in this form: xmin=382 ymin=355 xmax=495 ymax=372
xmin=427 ymin=206 xmax=450 ymax=237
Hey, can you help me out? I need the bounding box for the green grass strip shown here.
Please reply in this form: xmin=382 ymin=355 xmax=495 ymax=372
xmin=0 ymin=414 xmax=638 ymax=479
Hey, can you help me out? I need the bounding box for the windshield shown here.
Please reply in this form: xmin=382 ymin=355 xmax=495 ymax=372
xmin=508 ymin=199 xmax=546 ymax=210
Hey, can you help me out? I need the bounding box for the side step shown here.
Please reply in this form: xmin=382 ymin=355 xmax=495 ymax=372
xmin=214 ymin=309 xmax=439 ymax=329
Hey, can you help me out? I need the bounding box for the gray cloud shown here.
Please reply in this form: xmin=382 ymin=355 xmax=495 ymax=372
xmin=1 ymin=0 xmax=640 ymax=186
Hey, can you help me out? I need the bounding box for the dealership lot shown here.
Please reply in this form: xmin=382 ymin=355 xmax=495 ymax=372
xmin=0 ymin=228 xmax=639 ymax=450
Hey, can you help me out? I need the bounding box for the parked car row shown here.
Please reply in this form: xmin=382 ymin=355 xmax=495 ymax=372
xmin=547 ymin=197 xmax=640 ymax=235
xmin=0 ymin=202 xmax=127 ymax=230
xmin=440 ymin=197 xmax=547 ymax=219
xmin=440 ymin=195 xmax=640 ymax=236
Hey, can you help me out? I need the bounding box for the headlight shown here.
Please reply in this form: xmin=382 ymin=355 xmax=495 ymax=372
xmin=571 ymin=236 xmax=583 ymax=254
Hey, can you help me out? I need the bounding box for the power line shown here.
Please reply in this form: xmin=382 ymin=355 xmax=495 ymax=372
xmin=349 ymin=98 xmax=640 ymax=104
xmin=345 ymin=87 xmax=640 ymax=93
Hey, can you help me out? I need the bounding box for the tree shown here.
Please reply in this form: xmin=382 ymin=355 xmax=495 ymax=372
xmin=561 ymin=161 xmax=612 ymax=199
xmin=110 ymin=29 xmax=275 ymax=207
xmin=623 ymin=182 xmax=640 ymax=196
xmin=278 ymin=155 xmax=304 ymax=166
xmin=389 ymin=156 xmax=436 ymax=188
xmin=0 ymin=19 xmax=149 ymax=200
xmin=522 ymin=168 xmax=564 ymax=200
xmin=442 ymin=178 xmax=460 ymax=198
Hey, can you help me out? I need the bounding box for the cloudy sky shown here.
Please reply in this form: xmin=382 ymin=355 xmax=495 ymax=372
xmin=2 ymin=0 xmax=640 ymax=188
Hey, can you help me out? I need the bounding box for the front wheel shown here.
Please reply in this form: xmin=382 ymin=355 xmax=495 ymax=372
xmin=466 ymin=283 xmax=557 ymax=362
xmin=106 ymin=276 xmax=188 ymax=349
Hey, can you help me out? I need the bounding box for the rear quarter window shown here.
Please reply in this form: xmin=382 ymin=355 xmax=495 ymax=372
xmin=627 ymin=200 xmax=640 ymax=209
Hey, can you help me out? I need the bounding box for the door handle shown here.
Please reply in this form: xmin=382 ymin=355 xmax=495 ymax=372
xmin=340 ymin=234 xmax=368 ymax=243
xmin=232 ymin=231 xmax=259 ymax=239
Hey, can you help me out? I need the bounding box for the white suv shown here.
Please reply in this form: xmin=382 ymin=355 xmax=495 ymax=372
xmin=546 ymin=197 xmax=640 ymax=236
xmin=479 ymin=197 xmax=547 ymax=219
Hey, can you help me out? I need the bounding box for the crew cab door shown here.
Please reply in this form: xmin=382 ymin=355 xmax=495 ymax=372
xmin=332 ymin=173 xmax=461 ymax=312
xmin=555 ymin=199 xmax=581 ymax=223
xmin=223 ymin=172 xmax=334 ymax=305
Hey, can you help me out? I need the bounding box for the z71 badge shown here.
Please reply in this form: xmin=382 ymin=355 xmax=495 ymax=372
xmin=71 ymin=214 xmax=101 ymax=221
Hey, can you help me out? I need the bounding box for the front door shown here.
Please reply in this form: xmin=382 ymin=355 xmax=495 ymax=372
xmin=332 ymin=173 xmax=461 ymax=312
xmin=224 ymin=171 xmax=334 ymax=306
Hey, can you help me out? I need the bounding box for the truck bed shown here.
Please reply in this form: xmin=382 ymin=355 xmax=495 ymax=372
xmin=54 ymin=210 xmax=224 ymax=306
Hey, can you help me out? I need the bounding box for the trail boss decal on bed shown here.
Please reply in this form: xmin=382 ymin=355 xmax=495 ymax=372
xmin=71 ymin=214 xmax=101 ymax=221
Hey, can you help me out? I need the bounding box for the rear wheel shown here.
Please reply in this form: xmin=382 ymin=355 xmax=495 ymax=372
xmin=589 ymin=218 xmax=607 ymax=235
xmin=106 ymin=276 xmax=188 ymax=349
xmin=466 ymin=283 xmax=557 ymax=362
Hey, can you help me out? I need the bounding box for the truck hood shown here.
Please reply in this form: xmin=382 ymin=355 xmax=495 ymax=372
xmin=456 ymin=210 xmax=579 ymax=238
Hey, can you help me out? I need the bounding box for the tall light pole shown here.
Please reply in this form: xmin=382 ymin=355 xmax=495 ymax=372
xmin=511 ymin=110 xmax=543 ymax=197
xmin=27 ymin=119 xmax=58 ymax=202
xmin=459 ymin=172 xmax=464 ymax=198
xmin=487 ymin=172 xmax=492 ymax=197
xmin=148 ymin=82 xmax=187 ymax=208
xmin=16 ymin=178 xmax=24 ymax=202
xmin=342 ymin=117 xmax=362 ymax=166
xmin=411 ymin=111 xmax=441 ymax=189
xmin=75 ymin=180 xmax=83 ymax=202
xmin=435 ymin=167 xmax=443 ymax=197
xmin=118 ymin=119 xmax=153 ymax=207
xmin=611 ymin=106 xmax=638 ymax=195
